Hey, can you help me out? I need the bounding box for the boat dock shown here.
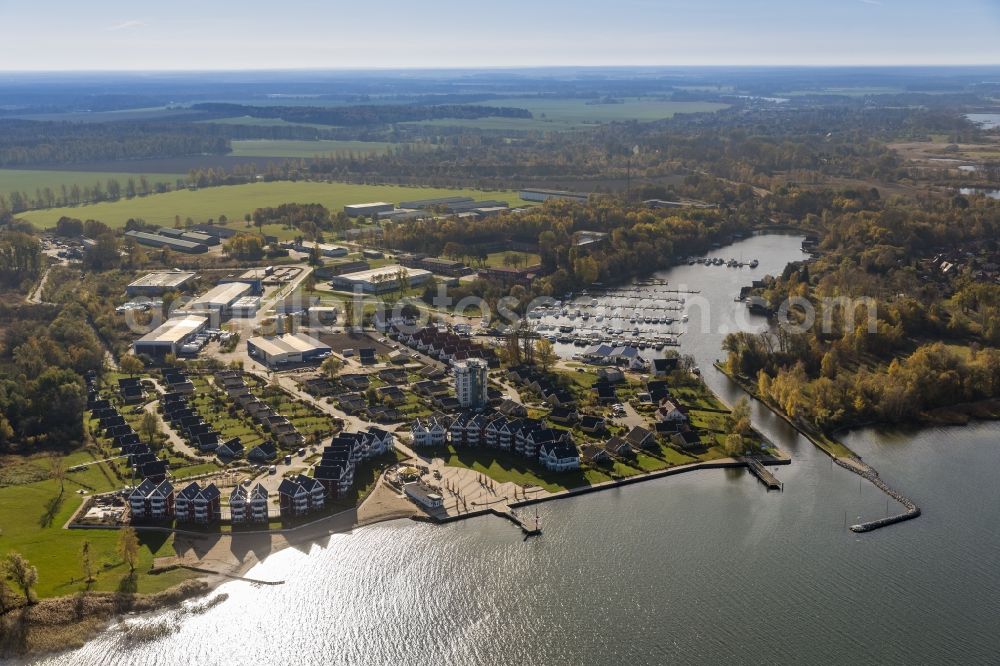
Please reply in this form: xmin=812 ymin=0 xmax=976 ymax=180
xmin=742 ymin=456 xmax=784 ymax=491
xmin=501 ymin=508 xmax=542 ymax=536
xmin=593 ymin=287 xmax=698 ymax=296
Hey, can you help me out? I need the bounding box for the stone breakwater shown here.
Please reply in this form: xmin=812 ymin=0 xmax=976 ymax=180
xmin=836 ymin=458 xmax=921 ymax=533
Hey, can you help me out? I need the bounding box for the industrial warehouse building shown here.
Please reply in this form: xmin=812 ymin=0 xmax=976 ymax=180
xmin=157 ymin=227 xmax=221 ymax=246
xmin=246 ymin=333 xmax=332 ymax=367
xmin=329 ymin=264 xmax=431 ymax=294
xmin=377 ymin=208 xmax=423 ymax=221
xmin=133 ymin=315 xmax=208 ymax=356
xmin=518 ymin=188 xmax=589 ymax=203
xmin=230 ymin=296 xmax=261 ymax=317
xmin=192 ymin=223 xmax=239 ymax=239
xmin=124 ymin=230 xmax=209 ymax=254
xmin=441 ymin=199 xmax=508 ymax=214
xmin=290 ymin=241 xmax=348 ymax=258
xmin=344 ymin=202 xmax=394 ymax=217
xmin=126 ymin=271 xmax=196 ymax=296
xmin=398 ymin=195 xmax=474 ymax=210
xmin=183 ymin=282 xmax=253 ymax=317
xmin=394 ymin=196 xmax=508 ymax=214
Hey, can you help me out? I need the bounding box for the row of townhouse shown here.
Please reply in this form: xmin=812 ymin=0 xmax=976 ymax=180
xmin=174 ymin=481 xmax=222 ymax=523
xmin=220 ymin=370 xmax=307 ymax=449
xmin=505 ymin=366 xmax=577 ymax=407
xmin=312 ymin=428 xmax=395 ymax=500
xmin=118 ymin=376 xmax=146 ymax=404
xmin=88 ymin=390 xmax=170 ymax=483
xmin=162 ymin=391 xmax=241 ymax=458
xmin=391 ymin=325 xmax=499 ymax=367
xmin=230 ymin=483 xmax=270 ymax=523
xmin=130 ymin=478 xmax=273 ymax=524
xmin=130 ymin=480 xmax=226 ymax=523
xmin=312 ymin=441 xmax=354 ymax=501
xmin=161 ymin=368 xmax=195 ymax=394
xmin=411 ymin=411 xmax=581 ymax=471
xmin=307 ymin=368 xmax=409 ymax=399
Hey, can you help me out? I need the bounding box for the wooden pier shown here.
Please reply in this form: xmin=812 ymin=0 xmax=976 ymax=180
xmin=500 ymin=508 xmax=541 ymax=536
xmin=742 ymin=456 xmax=783 ymax=491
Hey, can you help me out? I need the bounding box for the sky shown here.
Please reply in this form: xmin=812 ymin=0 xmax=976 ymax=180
xmin=1 ymin=0 xmax=999 ymax=70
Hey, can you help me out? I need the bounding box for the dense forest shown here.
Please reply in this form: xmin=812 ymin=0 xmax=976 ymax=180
xmin=190 ymin=102 xmax=533 ymax=126
xmin=0 ymin=119 xmax=228 ymax=167
xmin=722 ymin=191 xmax=1000 ymax=431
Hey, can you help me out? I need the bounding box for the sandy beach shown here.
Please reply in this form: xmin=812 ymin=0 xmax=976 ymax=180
xmin=164 ymin=477 xmax=420 ymax=586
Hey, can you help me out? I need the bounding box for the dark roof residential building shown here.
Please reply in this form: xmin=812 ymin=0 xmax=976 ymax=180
xmin=672 ymin=429 xmax=702 ymax=449
xmin=624 ymin=426 xmax=656 ymax=450
xmin=278 ymin=474 xmax=326 ymax=518
xmin=604 ymin=436 xmax=635 ymax=459
xmin=579 ymin=414 xmax=607 ymax=434
xmin=653 ymin=357 xmax=680 ymax=377
xmin=547 ymin=406 xmax=578 ymax=425
xmin=538 ymin=440 xmax=581 ymax=472
xmin=248 ymin=441 xmax=278 ymax=462
xmin=595 ymin=382 xmax=618 ymax=403
xmin=128 ymin=479 xmax=174 ymax=520
xmin=657 ymin=399 xmax=689 ymax=423
xmin=140 ymin=459 xmax=169 ymax=483
xmin=217 ymin=438 xmax=244 ymax=459
xmin=581 ymin=444 xmax=612 ymax=465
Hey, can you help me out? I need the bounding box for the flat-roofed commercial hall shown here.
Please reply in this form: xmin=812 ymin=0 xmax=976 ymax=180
xmin=247 ymin=333 xmax=332 ymax=366
xmin=126 ymin=271 xmax=196 ymax=296
xmin=329 ymin=264 xmax=431 ymax=294
xmin=133 ymin=315 xmax=208 ymax=356
xmin=184 ymin=282 xmax=253 ymax=316
xmin=344 ymin=202 xmax=394 ymax=217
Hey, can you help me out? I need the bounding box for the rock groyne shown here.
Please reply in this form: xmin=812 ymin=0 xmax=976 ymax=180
xmin=836 ymin=458 xmax=921 ymax=533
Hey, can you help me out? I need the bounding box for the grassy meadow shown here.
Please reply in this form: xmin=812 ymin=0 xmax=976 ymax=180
xmin=19 ymin=181 xmax=531 ymax=230
xmin=0 ymin=449 xmax=195 ymax=599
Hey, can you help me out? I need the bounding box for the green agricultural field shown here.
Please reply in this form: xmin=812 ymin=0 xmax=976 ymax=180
xmin=229 ymin=139 xmax=419 ymax=158
xmin=407 ymin=98 xmax=729 ymax=131
xmin=0 ymin=169 xmax=184 ymax=199
xmin=19 ymin=181 xmax=532 ymax=230
xmin=0 ymin=449 xmax=196 ymax=599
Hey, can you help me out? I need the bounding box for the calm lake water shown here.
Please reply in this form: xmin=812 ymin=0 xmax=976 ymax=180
xmin=43 ymin=235 xmax=1000 ymax=665
xmin=965 ymin=112 xmax=1000 ymax=130
xmin=959 ymin=187 xmax=1000 ymax=200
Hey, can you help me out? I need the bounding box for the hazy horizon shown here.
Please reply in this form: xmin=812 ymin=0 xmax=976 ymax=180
xmin=2 ymin=0 xmax=999 ymax=71
xmin=3 ymin=64 xmax=1000 ymax=75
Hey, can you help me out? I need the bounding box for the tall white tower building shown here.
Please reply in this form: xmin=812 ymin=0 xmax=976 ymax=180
xmin=453 ymin=358 xmax=488 ymax=409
